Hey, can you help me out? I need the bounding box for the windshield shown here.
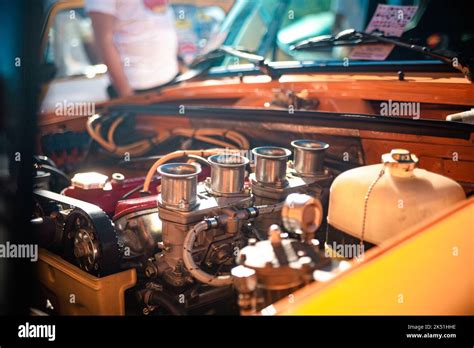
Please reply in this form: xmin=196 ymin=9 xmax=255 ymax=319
xmin=211 ymin=0 xmax=473 ymax=67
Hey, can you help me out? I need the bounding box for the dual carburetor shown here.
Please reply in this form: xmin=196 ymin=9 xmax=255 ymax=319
xmin=145 ymin=154 xmax=253 ymax=291
xmin=251 ymin=139 xmax=332 ymax=234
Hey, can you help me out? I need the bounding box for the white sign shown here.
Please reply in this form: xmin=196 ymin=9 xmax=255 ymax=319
xmin=350 ymin=4 xmax=419 ymax=61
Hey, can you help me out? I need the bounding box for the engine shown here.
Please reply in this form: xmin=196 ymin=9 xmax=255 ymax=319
xmin=31 ymin=139 xmax=466 ymax=315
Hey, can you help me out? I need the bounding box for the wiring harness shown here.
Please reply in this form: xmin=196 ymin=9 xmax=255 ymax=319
xmin=86 ymin=112 xmax=249 ymax=158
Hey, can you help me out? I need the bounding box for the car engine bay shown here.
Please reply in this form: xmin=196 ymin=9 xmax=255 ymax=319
xmin=30 ymin=106 xmax=468 ymax=315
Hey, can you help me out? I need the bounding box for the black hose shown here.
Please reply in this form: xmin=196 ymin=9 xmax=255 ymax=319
xmin=39 ymin=164 xmax=71 ymax=184
xmin=145 ymin=290 xmax=186 ymax=315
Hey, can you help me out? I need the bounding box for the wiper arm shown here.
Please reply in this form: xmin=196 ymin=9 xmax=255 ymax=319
xmin=292 ymin=29 xmax=473 ymax=82
xmin=174 ymin=46 xmax=281 ymax=84
xmin=218 ymin=46 xmax=281 ymax=80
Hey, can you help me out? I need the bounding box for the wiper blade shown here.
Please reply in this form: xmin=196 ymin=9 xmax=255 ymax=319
xmin=292 ymin=29 xmax=394 ymax=49
xmin=174 ymin=46 xmax=281 ymax=84
xmin=292 ymin=29 xmax=473 ymax=82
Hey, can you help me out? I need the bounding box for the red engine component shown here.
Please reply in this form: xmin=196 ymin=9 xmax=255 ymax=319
xmin=62 ymin=166 xmax=210 ymax=216
xmin=113 ymin=194 xmax=159 ymax=220
xmin=62 ymin=174 xmax=161 ymax=216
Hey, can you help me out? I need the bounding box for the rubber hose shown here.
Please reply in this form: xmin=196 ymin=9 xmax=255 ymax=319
xmin=145 ymin=290 xmax=186 ymax=315
xmin=182 ymin=220 xmax=232 ymax=287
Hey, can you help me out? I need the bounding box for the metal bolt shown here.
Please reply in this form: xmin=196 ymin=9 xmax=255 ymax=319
xmin=145 ymin=264 xmax=157 ymax=278
xmin=398 ymin=70 xmax=405 ymax=81
xmin=268 ymin=224 xmax=282 ymax=245
xmin=112 ymin=173 xmax=125 ymax=184
xmin=73 ymin=241 xmax=88 ymax=258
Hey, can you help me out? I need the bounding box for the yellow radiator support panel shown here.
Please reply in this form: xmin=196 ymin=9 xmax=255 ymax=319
xmin=37 ymin=249 xmax=137 ymax=315
xmin=269 ymin=197 xmax=474 ymax=315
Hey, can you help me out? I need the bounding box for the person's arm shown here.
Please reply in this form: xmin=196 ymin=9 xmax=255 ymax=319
xmin=89 ymin=11 xmax=134 ymax=97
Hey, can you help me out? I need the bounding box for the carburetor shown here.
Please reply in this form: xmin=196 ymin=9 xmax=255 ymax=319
xmin=145 ymin=154 xmax=254 ymax=290
xmin=251 ymin=139 xmax=333 ymax=233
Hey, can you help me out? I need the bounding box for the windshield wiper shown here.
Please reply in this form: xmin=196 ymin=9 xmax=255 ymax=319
xmin=218 ymin=46 xmax=281 ymax=80
xmin=174 ymin=46 xmax=281 ymax=84
xmin=291 ymin=29 xmax=473 ymax=82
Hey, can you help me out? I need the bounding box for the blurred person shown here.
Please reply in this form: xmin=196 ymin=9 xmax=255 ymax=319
xmin=85 ymin=0 xmax=179 ymax=98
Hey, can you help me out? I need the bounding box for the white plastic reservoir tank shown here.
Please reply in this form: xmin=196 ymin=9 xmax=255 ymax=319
xmin=327 ymin=149 xmax=466 ymax=245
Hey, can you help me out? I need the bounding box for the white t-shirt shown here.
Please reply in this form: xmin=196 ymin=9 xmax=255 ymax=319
xmin=85 ymin=0 xmax=179 ymax=90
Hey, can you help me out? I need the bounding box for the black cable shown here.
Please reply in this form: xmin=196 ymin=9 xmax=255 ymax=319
xmin=145 ymin=290 xmax=185 ymax=315
xmin=38 ymin=164 xmax=71 ymax=184
xmin=120 ymin=182 xmax=146 ymax=200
